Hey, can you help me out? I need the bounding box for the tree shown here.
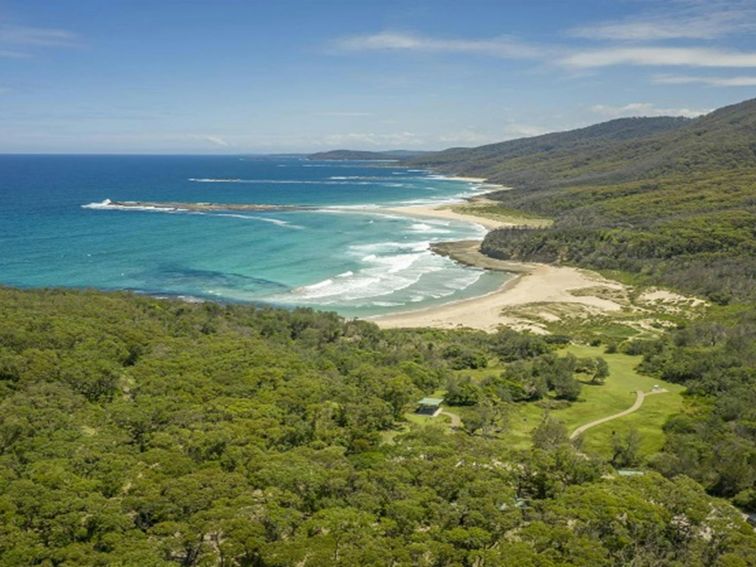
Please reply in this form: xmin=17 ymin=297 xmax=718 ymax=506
xmin=553 ymin=372 xmax=582 ymax=401
xmin=611 ymin=429 xmax=642 ymax=468
xmin=489 ymin=328 xmax=549 ymax=361
xmin=462 ymin=401 xmax=508 ymax=436
xmin=383 ymin=374 xmax=417 ymax=419
xmin=536 ymin=354 xmax=581 ymax=401
xmin=532 ymin=415 xmax=569 ymax=450
xmin=501 ymin=361 xmax=547 ymax=401
xmin=442 ymin=345 xmax=487 ymax=370
xmin=592 ymin=357 xmax=610 ymax=385
xmin=445 ymin=376 xmax=481 ymax=406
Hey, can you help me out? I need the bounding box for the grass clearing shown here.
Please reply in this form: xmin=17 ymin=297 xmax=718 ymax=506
xmin=507 ymin=345 xmax=684 ymax=458
xmin=404 ymin=412 xmax=452 ymax=426
xmin=381 ymin=389 xmax=455 ymax=444
xmin=389 ymin=346 xmax=683 ymax=458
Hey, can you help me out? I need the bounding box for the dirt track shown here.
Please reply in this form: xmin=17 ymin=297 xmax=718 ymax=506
xmin=569 ymin=389 xmax=667 ymax=440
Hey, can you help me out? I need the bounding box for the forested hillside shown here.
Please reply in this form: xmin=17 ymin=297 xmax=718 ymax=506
xmin=410 ymin=116 xmax=690 ymax=187
xmin=410 ymin=99 xmax=756 ymax=189
xmin=410 ymin=97 xmax=756 ymax=527
xmin=1 ymin=288 xmax=754 ymax=566
xmin=481 ymin=169 xmax=755 ymax=303
xmin=470 ymin=99 xmax=756 ymax=304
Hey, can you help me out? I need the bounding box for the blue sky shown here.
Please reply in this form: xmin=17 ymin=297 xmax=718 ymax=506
xmin=1 ymin=0 xmax=755 ymax=153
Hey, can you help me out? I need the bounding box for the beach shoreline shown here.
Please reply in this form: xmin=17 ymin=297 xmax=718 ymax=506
xmin=369 ymin=189 xmax=628 ymax=333
xmin=380 ymin=200 xmax=513 ymax=231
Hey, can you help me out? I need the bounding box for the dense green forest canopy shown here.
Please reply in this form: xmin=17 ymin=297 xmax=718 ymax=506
xmin=407 ymin=96 xmax=756 ymax=538
xmin=469 ymin=101 xmax=756 ymax=307
xmin=408 ymin=98 xmax=756 ymax=189
xmin=480 ymin=169 xmax=755 ymax=303
xmin=1 ymin=288 xmax=754 ymax=566
xmin=405 ymin=99 xmax=756 ymax=303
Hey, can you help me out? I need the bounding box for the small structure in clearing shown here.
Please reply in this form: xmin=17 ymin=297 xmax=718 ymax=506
xmin=415 ymin=397 xmax=444 ymax=417
xmin=617 ymin=469 xmax=645 ymax=477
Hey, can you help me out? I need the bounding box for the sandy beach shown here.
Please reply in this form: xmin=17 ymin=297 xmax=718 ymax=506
xmin=372 ymin=261 xmax=625 ymax=333
xmin=371 ymin=200 xmax=628 ymax=333
xmin=381 ymin=202 xmax=513 ymax=231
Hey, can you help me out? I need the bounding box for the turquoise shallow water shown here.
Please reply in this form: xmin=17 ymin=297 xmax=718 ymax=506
xmin=0 ymin=155 xmax=509 ymax=317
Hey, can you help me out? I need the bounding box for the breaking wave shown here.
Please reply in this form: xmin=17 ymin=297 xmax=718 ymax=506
xmin=188 ymin=177 xmax=407 ymax=187
xmin=81 ymin=199 xmax=302 ymax=229
xmin=276 ymin=239 xmax=482 ymax=306
xmin=82 ymin=199 xmax=187 ymax=213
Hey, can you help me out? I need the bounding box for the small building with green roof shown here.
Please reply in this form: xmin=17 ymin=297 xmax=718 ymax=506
xmin=416 ymin=397 xmax=444 ymax=417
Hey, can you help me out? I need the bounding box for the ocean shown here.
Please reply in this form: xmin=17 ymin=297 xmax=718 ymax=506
xmin=0 ymin=155 xmax=510 ymax=318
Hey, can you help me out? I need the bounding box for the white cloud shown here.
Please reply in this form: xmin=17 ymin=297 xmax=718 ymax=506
xmin=314 ymin=111 xmax=372 ymax=117
xmin=653 ymin=74 xmax=756 ymax=86
xmin=437 ymin=131 xmax=498 ymax=145
xmin=502 ymin=124 xmax=551 ymax=138
xmin=561 ymin=47 xmax=756 ymax=68
xmin=334 ymin=31 xmax=756 ymax=72
xmin=202 ymin=135 xmax=230 ymax=147
xmin=0 ymin=23 xmax=78 ymax=58
xmin=569 ymin=3 xmax=756 ymax=40
xmin=333 ymin=31 xmax=544 ymax=59
xmin=591 ymin=102 xmax=708 ymax=119
xmin=0 ymin=49 xmax=30 ymax=59
xmin=571 ymin=19 xmax=723 ymax=41
xmin=0 ymin=24 xmax=78 ymax=47
xmin=316 ymin=126 xmax=554 ymax=149
xmin=319 ymin=131 xmax=424 ymax=148
xmin=438 ymin=124 xmax=551 ymax=145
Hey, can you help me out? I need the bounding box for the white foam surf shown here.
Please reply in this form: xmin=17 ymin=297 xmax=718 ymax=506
xmin=82 ymin=199 xmax=303 ymax=229
xmin=287 ymin=251 xmax=432 ymax=303
xmin=82 ymin=199 xmax=188 ymax=213
xmin=408 ymin=222 xmax=452 ymax=234
xmin=214 ymin=213 xmax=304 ymax=229
xmin=275 ymin=234 xmax=484 ymax=307
xmin=188 ymin=177 xmax=407 ymax=187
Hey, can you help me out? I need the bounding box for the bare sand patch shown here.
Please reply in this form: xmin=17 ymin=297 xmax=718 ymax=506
xmin=381 ymin=203 xmax=513 ymax=231
xmin=372 ymin=258 xmax=628 ymax=333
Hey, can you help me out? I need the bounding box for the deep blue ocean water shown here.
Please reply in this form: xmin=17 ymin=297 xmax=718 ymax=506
xmin=0 ymin=155 xmax=509 ymax=317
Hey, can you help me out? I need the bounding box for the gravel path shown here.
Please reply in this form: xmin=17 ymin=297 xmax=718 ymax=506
xmin=441 ymin=410 xmax=462 ymax=428
xmin=569 ymin=389 xmax=667 ymax=440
